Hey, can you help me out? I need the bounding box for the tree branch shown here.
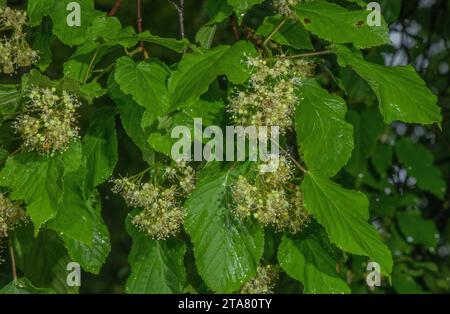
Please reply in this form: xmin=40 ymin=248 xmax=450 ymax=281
xmin=168 ymin=0 xmax=185 ymax=39
xmin=137 ymin=0 xmax=143 ymax=34
xmin=136 ymin=0 xmax=149 ymax=58
xmin=8 ymin=239 xmax=17 ymax=283
xmin=263 ymin=17 xmax=287 ymax=46
xmin=281 ymin=50 xmax=333 ymax=59
xmin=229 ymin=14 xmax=240 ymax=41
xmin=108 ymin=0 xmax=122 ymax=17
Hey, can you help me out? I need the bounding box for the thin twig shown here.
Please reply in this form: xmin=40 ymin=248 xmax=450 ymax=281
xmin=168 ymin=0 xmax=185 ymax=39
xmin=9 ymin=146 xmax=22 ymax=157
xmin=137 ymin=0 xmax=144 ymax=46
xmin=93 ymin=62 xmax=117 ymax=82
xmin=229 ymin=15 xmax=240 ymax=41
xmin=8 ymin=239 xmax=17 ymax=283
xmin=282 ymin=50 xmax=332 ymax=59
xmin=179 ymin=0 xmax=185 ymax=39
xmin=263 ymin=18 xmax=288 ymax=46
xmin=108 ymin=0 xmax=123 ymax=16
xmin=136 ymin=0 xmax=149 ymax=58
xmin=83 ymin=47 xmax=100 ymax=84
xmin=272 ymin=141 xmax=307 ymax=173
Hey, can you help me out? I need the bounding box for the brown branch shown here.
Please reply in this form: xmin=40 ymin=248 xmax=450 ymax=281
xmin=8 ymin=239 xmax=17 ymax=283
xmin=168 ymin=0 xmax=185 ymax=39
xmin=137 ymin=0 xmax=143 ymax=33
xmin=108 ymin=0 xmax=123 ymax=17
xmin=272 ymin=141 xmax=307 ymax=174
xmin=136 ymin=0 xmax=149 ymax=58
xmin=229 ymin=15 xmax=240 ymax=41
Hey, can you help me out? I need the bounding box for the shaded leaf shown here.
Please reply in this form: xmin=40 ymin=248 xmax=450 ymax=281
xmin=185 ymin=163 xmax=264 ymax=293
xmin=296 ymin=80 xmax=354 ymax=176
xmin=334 ymin=45 xmax=442 ymax=125
xmin=278 ymin=229 xmax=351 ymax=294
xmin=295 ymin=1 xmax=389 ymax=49
xmin=125 ymin=215 xmax=186 ymax=293
xmin=302 ymin=171 xmax=393 ymax=275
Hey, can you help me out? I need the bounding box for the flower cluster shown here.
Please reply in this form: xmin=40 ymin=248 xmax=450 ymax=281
xmin=14 ymin=87 xmax=81 ymax=156
xmin=232 ymin=156 xmax=309 ymax=234
xmin=0 ymin=194 xmax=27 ymax=238
xmin=273 ymin=0 xmax=300 ymax=16
xmin=228 ymin=56 xmax=314 ymax=135
xmin=240 ymin=265 xmax=279 ymax=294
xmin=112 ymin=162 xmax=196 ymax=240
xmin=0 ymin=6 xmax=38 ymax=74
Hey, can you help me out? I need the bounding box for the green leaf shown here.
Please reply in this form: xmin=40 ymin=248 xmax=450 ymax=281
xmin=0 ymin=84 xmax=21 ymax=123
xmin=205 ymin=0 xmax=233 ymax=24
xmin=32 ymin=18 xmax=55 ymax=72
xmin=27 ymin=0 xmax=55 ymax=26
xmin=148 ymin=133 xmax=173 ymax=156
xmin=371 ymin=143 xmax=393 ymax=178
xmin=256 ymin=16 xmax=313 ymax=50
xmin=295 ymin=80 xmax=354 ymax=176
xmin=0 ymin=148 xmax=7 ymax=164
xmin=295 ymin=1 xmax=389 ymax=49
xmin=64 ymin=16 xmax=140 ymax=82
xmin=115 ymin=57 xmax=170 ymax=123
xmin=82 ymin=106 xmax=118 ymax=190
xmin=12 ymin=226 xmax=78 ymax=293
xmin=28 ymin=0 xmax=102 ymax=46
xmin=0 ymin=278 xmax=55 ymax=294
xmin=185 ymin=163 xmax=264 ymax=293
xmin=392 ymin=270 xmax=425 ymax=294
xmin=147 ymin=98 xmax=224 ymax=156
xmin=63 ymin=42 xmax=105 ymax=82
xmin=125 ymin=216 xmax=186 ymax=293
xmin=396 ymin=211 xmax=439 ymax=249
xmin=227 ymin=0 xmax=264 ymax=21
xmin=334 ymin=45 xmax=442 ymax=125
xmin=302 ymin=171 xmax=393 ymax=275
xmin=86 ymin=16 xmax=138 ymax=48
xmin=108 ymin=74 xmax=154 ymax=163
xmin=395 ymin=138 xmax=446 ymax=199
xmin=378 ymin=0 xmax=402 ymax=24
xmin=21 ymin=70 xmax=98 ymax=104
xmin=345 ymin=108 xmax=385 ymax=176
xmin=52 ymin=175 xmax=111 ymax=274
xmin=344 ymin=0 xmax=367 ymax=7
xmin=168 ymin=41 xmax=256 ymax=108
xmin=0 ymin=142 xmax=82 ymax=234
xmin=51 ymin=0 xmax=103 ymax=46
xmin=48 ymin=168 xmax=95 ymax=247
xmin=138 ymin=31 xmax=189 ymax=53
xmin=196 ymin=25 xmax=217 ymax=49
xmin=278 ymin=230 xmax=351 ymax=294
xmin=79 ymin=82 xmax=106 ymax=100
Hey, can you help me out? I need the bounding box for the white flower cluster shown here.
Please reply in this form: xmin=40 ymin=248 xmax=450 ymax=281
xmin=0 ymin=193 xmax=27 ymax=238
xmin=240 ymin=265 xmax=279 ymax=294
xmin=228 ymin=55 xmax=314 ymax=135
xmin=14 ymin=87 xmax=81 ymax=156
xmin=273 ymin=0 xmax=301 ymax=16
xmin=232 ymin=156 xmax=309 ymax=234
xmin=112 ymin=162 xmax=196 ymax=240
xmin=0 ymin=6 xmax=39 ymax=74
